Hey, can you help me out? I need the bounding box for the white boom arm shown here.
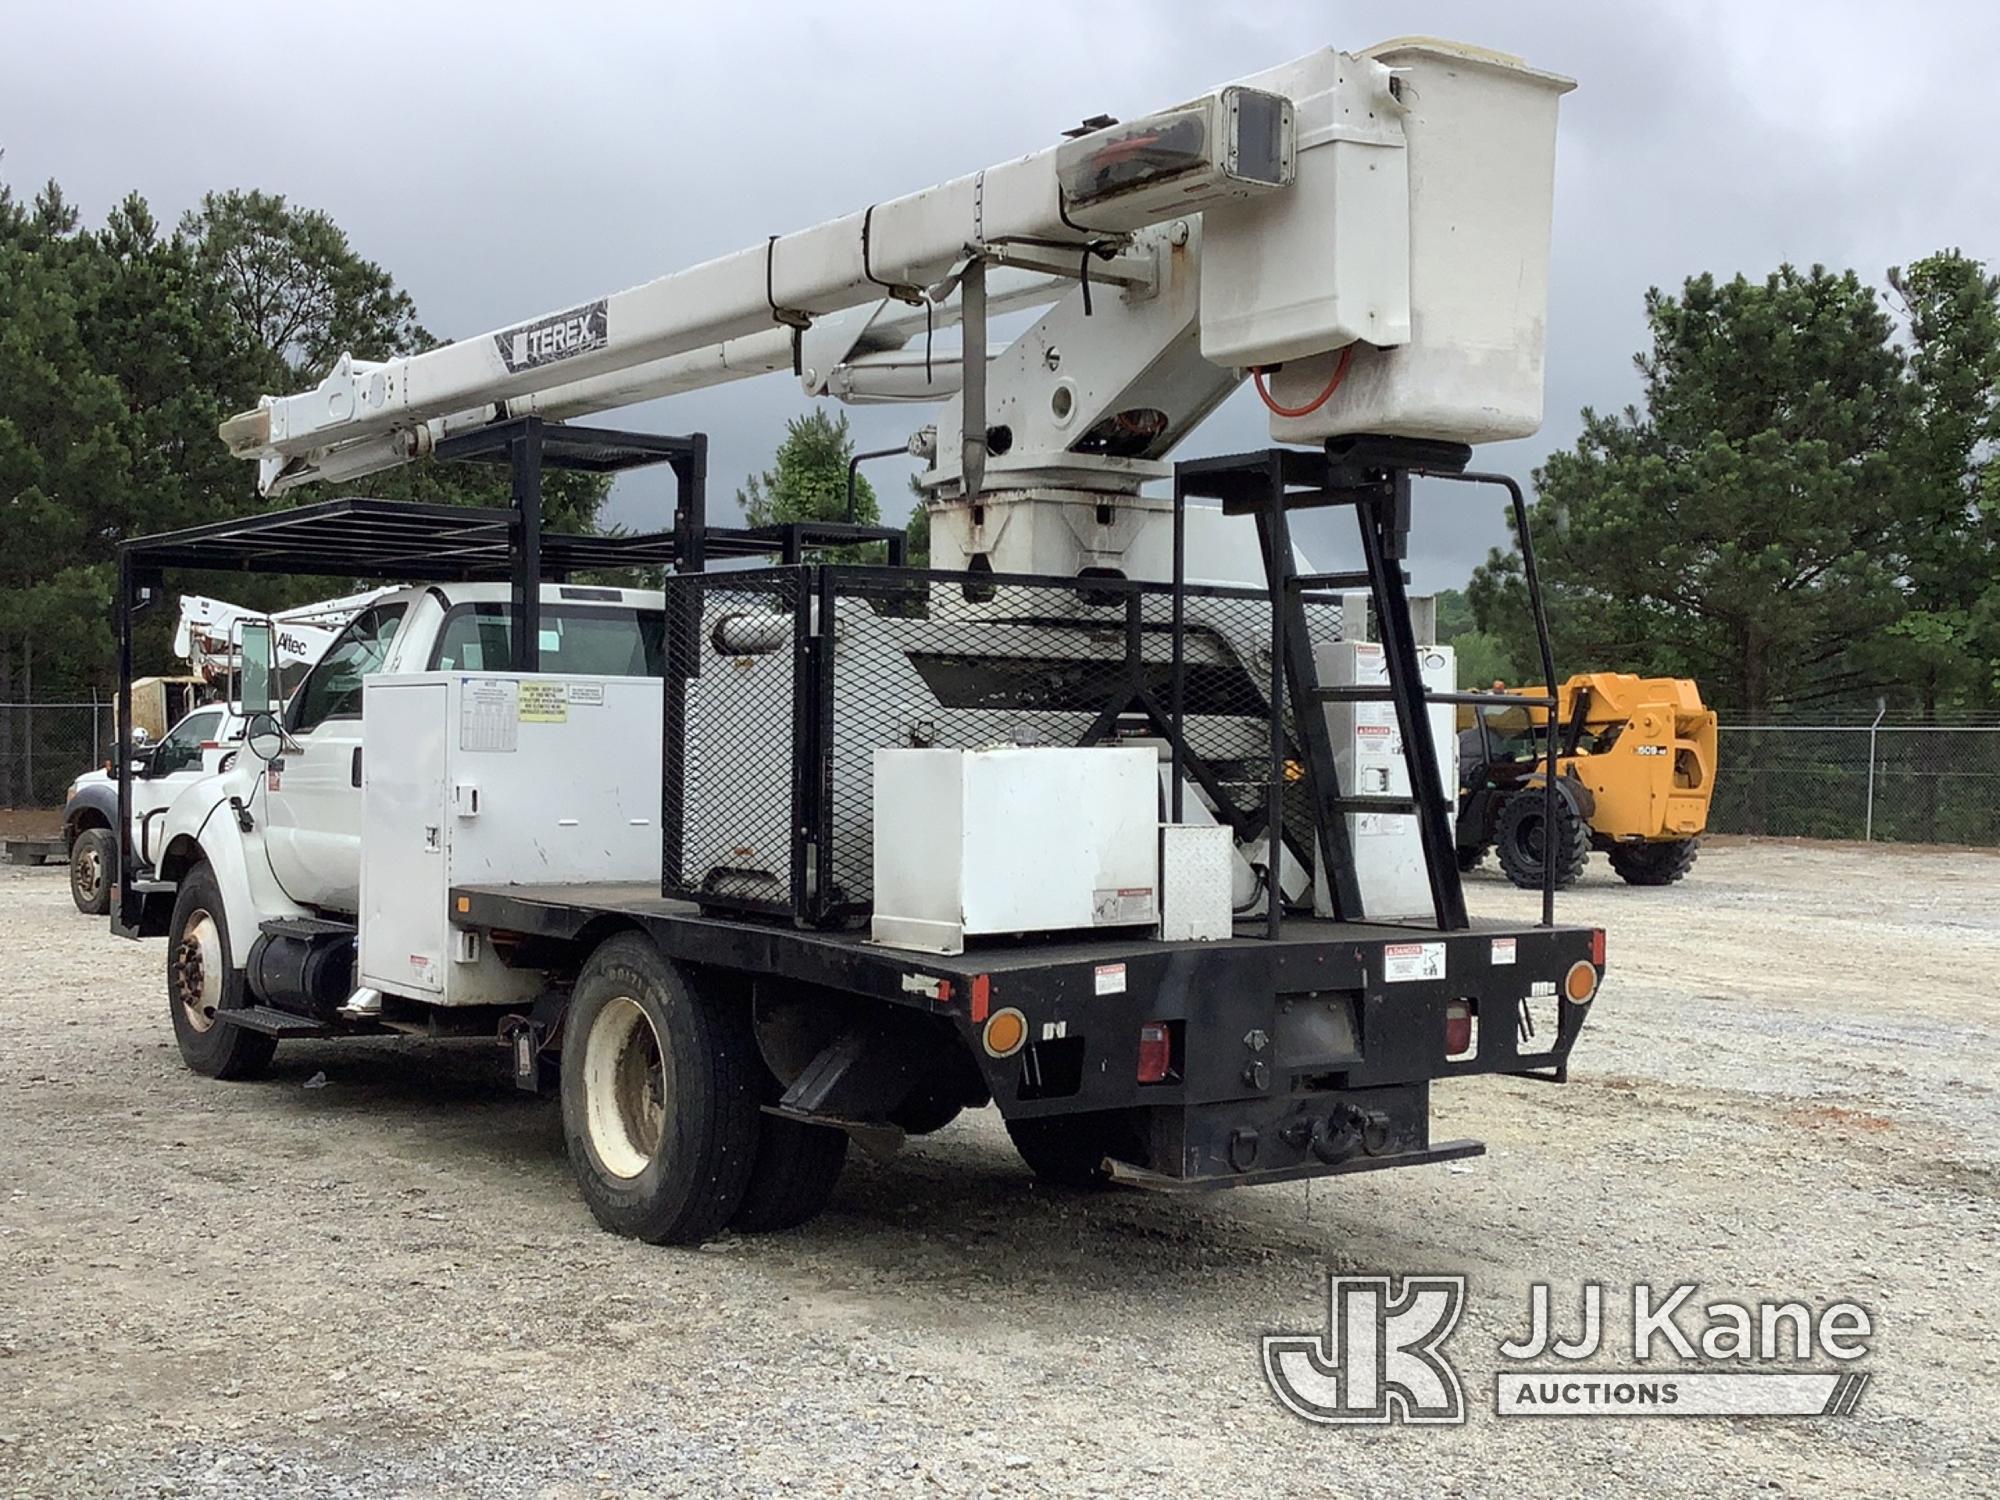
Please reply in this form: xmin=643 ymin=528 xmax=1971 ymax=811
xmin=174 ymin=590 xmax=382 ymax=683
xmin=224 ymin=40 xmax=1572 ymax=504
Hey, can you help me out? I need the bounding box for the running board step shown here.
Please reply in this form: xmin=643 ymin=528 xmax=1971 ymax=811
xmin=217 ymin=1005 xmax=339 ymax=1038
xmin=258 ymin=916 xmax=357 ymax=940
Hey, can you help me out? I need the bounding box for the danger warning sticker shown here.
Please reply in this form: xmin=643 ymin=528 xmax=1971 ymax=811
xmin=1094 ymin=962 xmax=1127 ymax=996
xmin=1491 ymin=936 xmax=1518 ymax=966
xmin=1382 ymin=941 xmax=1446 ymax=984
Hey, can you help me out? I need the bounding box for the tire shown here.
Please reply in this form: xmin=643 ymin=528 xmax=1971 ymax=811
xmin=730 ymin=1113 xmax=848 ymax=1234
xmin=1494 ymin=789 xmax=1590 ymax=891
xmin=167 ymin=864 xmax=278 ymax=1080
xmin=560 ymin=934 xmax=762 ymax=1245
xmin=1609 ymin=838 xmax=1700 ymax=886
xmin=889 ymin=1081 xmax=967 ymax=1137
xmin=1455 ymin=843 xmax=1489 ymax=875
xmin=1006 ymin=1112 xmax=1142 ymax=1190
xmin=69 ymin=827 xmax=114 ymax=915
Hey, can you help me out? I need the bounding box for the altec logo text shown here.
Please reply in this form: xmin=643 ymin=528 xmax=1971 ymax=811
xmin=1263 ymin=1277 xmax=1874 ymax=1424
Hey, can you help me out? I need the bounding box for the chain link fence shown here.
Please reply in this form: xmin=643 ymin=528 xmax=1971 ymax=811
xmin=1711 ymin=720 xmax=2000 ymax=846
xmin=0 ymin=702 xmax=117 ymax=810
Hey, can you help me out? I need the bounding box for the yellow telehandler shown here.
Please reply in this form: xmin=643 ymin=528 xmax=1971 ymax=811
xmin=1456 ymin=674 xmax=1718 ymax=888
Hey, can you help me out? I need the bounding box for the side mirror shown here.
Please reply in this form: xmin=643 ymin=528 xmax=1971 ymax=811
xmin=231 ymin=618 xmax=281 ymax=718
xmin=244 ymin=712 xmax=286 ymax=765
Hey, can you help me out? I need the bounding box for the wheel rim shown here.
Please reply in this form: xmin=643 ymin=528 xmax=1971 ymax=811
xmin=73 ymin=845 xmax=103 ymax=902
xmin=172 ymin=909 xmax=223 ymax=1032
xmin=583 ymin=996 xmax=667 ymax=1180
xmin=1518 ymin=814 xmax=1547 ymax=862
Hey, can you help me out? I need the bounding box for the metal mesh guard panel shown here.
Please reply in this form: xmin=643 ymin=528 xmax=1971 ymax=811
xmin=662 ymin=569 xmax=800 ymax=912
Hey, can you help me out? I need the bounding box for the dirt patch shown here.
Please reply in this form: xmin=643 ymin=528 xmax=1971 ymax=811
xmin=0 ymin=807 xmax=63 ymax=839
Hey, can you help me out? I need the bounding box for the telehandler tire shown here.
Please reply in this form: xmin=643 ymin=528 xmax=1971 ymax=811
xmin=167 ymin=864 xmax=278 ymax=1080
xmin=1609 ymin=838 xmax=1700 ymax=886
xmin=561 ymin=934 xmax=761 ymax=1245
xmin=1494 ymin=790 xmax=1590 ymax=891
xmin=70 ymin=827 xmax=114 ymax=914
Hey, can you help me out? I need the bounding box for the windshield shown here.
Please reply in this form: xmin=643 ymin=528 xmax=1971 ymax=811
xmin=288 ymin=604 xmax=409 ymax=733
xmin=429 ymin=604 xmax=664 ymax=676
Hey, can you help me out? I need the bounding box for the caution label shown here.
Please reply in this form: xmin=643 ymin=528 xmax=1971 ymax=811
xmin=519 ymin=681 xmax=568 ymax=723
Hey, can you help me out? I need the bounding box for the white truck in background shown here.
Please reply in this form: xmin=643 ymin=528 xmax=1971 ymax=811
xmin=62 ymin=590 xmax=385 ymax=914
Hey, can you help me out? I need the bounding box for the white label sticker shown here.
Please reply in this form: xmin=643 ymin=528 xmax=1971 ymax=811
xmin=1041 ymin=1020 xmax=1068 ymax=1041
xmin=1382 ymin=941 xmax=1447 ymax=984
xmin=1491 ymin=937 xmax=1518 ymax=967
xmin=1094 ymin=963 xmax=1127 ymax=996
xmin=460 ymin=678 xmax=519 ymax=752
xmin=1092 ymin=887 xmax=1156 ymax=925
xmin=566 ymin=681 xmax=605 ymax=705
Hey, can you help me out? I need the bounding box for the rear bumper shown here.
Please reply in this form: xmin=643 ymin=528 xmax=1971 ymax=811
xmin=1108 ymin=1137 xmax=1485 ymax=1192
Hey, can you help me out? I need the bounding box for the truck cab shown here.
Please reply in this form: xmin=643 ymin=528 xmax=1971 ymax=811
xmin=154 ymin=581 xmax=664 ymax=917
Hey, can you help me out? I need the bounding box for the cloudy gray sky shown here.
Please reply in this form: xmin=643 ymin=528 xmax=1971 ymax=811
xmin=6 ymin=0 xmax=1998 ymax=589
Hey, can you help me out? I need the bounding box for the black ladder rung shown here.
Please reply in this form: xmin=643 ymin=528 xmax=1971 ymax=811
xmin=1328 ymin=795 xmax=1420 ymax=814
xmin=1428 ymin=691 xmax=1559 ymax=708
xmin=1288 ymin=570 xmax=1373 ymax=591
xmin=1313 ymin=684 xmax=1395 ymax=702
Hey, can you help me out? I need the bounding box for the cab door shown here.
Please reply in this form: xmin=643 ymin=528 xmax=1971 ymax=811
xmin=262 ymin=604 xmax=408 ymax=913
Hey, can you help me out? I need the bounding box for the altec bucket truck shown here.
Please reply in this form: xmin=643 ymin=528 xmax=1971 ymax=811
xmin=114 ymin=38 xmax=1601 ymax=1243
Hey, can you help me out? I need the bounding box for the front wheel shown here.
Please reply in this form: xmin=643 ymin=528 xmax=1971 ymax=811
xmin=1609 ymin=838 xmax=1699 ymax=886
xmin=1494 ymin=789 xmax=1591 ymax=891
xmin=560 ymin=935 xmax=762 ymax=1244
xmin=168 ymin=864 xmax=277 ymax=1080
xmin=70 ymin=827 xmax=114 ymax=915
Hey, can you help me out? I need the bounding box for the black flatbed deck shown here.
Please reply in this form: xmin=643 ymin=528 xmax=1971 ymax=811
xmin=455 ymin=880 xmax=1599 ymax=1022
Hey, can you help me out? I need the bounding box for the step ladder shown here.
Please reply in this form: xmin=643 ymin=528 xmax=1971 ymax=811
xmin=1170 ymin=437 xmax=1564 ymax=937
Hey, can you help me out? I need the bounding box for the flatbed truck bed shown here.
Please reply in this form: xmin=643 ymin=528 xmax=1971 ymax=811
xmin=455 ymin=881 xmax=1602 ymax=1189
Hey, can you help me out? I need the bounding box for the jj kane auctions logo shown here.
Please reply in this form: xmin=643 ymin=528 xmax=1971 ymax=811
xmin=1264 ymin=1276 xmax=1873 ymax=1423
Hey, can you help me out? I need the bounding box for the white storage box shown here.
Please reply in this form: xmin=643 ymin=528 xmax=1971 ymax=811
xmin=872 ymin=746 xmax=1159 ymax=955
xmin=1313 ymin=641 xmax=1456 ymax=920
xmin=359 ymin=672 xmax=661 ymax=1005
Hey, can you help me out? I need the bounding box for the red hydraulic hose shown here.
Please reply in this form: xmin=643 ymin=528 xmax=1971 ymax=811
xmin=1251 ymin=343 xmax=1356 ymax=419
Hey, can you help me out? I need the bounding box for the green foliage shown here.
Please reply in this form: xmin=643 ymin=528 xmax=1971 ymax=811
xmin=904 ymin=474 xmax=931 ymax=567
xmin=1471 ymin=258 xmax=2000 ymax=719
xmin=737 ymin=409 xmax=878 ymax=530
xmin=1431 ymin=588 xmax=1519 ymax=688
xmin=0 ymin=172 xmax=609 ymax=705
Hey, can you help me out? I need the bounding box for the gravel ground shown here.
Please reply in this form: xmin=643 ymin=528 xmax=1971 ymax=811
xmin=0 ymin=841 xmax=1994 ymax=1499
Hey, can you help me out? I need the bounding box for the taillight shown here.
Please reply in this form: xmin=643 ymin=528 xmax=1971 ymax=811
xmin=1137 ymin=1021 xmax=1174 ymax=1084
xmin=1591 ymin=928 xmax=1607 ymax=967
xmin=1444 ymin=1000 xmax=1474 ymax=1059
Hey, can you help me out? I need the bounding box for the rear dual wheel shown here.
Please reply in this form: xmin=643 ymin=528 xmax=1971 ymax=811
xmin=561 ymin=934 xmax=845 ymax=1244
